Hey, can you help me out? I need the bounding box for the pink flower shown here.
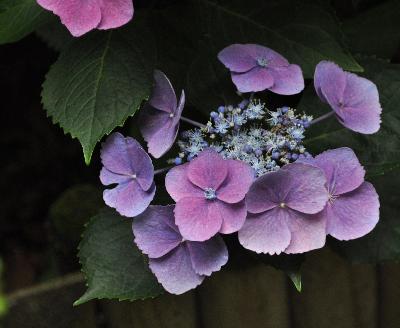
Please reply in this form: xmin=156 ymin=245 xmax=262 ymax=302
xmin=165 ymin=150 xmax=255 ymax=241
xmin=37 ymin=0 xmax=134 ymax=37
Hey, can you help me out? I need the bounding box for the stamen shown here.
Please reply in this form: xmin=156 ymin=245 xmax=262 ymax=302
xmin=279 ymin=202 xmax=286 ymax=208
xmin=204 ymin=188 xmax=217 ymax=200
xmin=257 ymin=57 xmax=268 ymax=67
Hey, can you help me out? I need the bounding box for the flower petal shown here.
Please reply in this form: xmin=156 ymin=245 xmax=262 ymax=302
xmin=284 ymin=209 xmax=326 ymax=254
xmin=282 ymin=163 xmax=329 ymax=214
xmin=174 ymin=197 xmax=223 ymax=241
xmin=97 ymin=0 xmax=134 ymax=30
xmin=217 ymin=160 xmax=255 ymax=204
xmin=165 ymin=163 xmax=203 ymax=201
xmin=187 ymin=236 xmax=228 ymax=276
xmin=314 ymin=61 xmax=346 ymax=106
xmin=103 ymin=180 xmax=155 ymax=217
xmin=149 ymin=245 xmax=204 ymax=295
xmin=133 ymin=205 xmax=182 ymax=259
xmin=238 ymin=208 xmax=291 ymax=255
xmin=268 ymin=64 xmax=304 ymax=95
xmin=148 ymin=70 xmax=177 ymax=113
xmin=187 ymin=150 xmax=228 ymax=191
xmin=231 ymin=67 xmax=274 ymax=93
xmin=100 ymin=167 xmax=131 ymax=185
xmin=218 ymin=44 xmax=258 ymax=73
xmin=326 ymin=182 xmax=380 ymax=240
xmin=218 ymin=200 xmax=248 ymax=234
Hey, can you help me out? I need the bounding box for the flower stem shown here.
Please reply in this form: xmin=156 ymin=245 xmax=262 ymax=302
xmin=310 ymin=111 xmax=335 ymax=125
xmin=180 ymin=116 xmax=206 ymax=129
xmin=154 ymin=166 xmax=173 ymax=175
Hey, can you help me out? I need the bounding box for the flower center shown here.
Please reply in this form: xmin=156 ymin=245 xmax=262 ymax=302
xmin=204 ymin=188 xmax=217 ymax=200
xmin=328 ymin=193 xmax=338 ymax=204
xmin=279 ymin=202 xmax=286 ymax=208
xmin=169 ymin=113 xmax=175 ymax=118
xmin=131 ymin=174 xmax=137 ymax=179
xmin=257 ymin=57 xmax=269 ymax=67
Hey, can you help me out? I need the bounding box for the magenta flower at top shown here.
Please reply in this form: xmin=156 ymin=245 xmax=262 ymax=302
xmin=218 ymin=44 xmax=304 ymax=94
xmin=300 ymin=147 xmax=380 ymax=240
xmin=37 ymin=0 xmax=134 ymax=37
xmin=133 ymin=205 xmax=228 ymax=294
xmin=100 ymin=132 xmax=155 ymax=217
xmin=165 ymin=150 xmax=255 ymax=241
xmin=314 ymin=61 xmax=382 ymax=134
xmin=239 ymin=163 xmax=329 ymax=255
xmin=140 ymin=70 xmax=185 ymax=158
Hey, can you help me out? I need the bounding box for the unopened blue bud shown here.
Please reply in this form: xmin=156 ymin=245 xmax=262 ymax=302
xmin=272 ymin=151 xmax=280 ymax=160
xmin=281 ymin=106 xmax=289 ymax=114
xmin=210 ymin=111 xmax=218 ymax=119
xmin=174 ymin=157 xmax=182 ymax=165
xmin=218 ymin=106 xmax=225 ymax=113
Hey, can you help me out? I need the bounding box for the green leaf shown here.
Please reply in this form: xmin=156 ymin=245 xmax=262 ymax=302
xmin=343 ymin=0 xmax=400 ymax=59
xmin=75 ymin=208 xmax=163 ymax=305
xmin=0 ymin=258 xmax=7 ymax=317
xmin=288 ymin=271 xmax=302 ymax=292
xmin=299 ymin=57 xmax=400 ymax=176
xmin=42 ymin=22 xmax=156 ymax=164
xmin=191 ymin=0 xmax=362 ymax=78
xmin=0 ymin=0 xmax=49 ymax=44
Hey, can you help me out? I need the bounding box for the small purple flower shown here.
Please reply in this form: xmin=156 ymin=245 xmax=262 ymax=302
xmin=239 ymin=163 xmax=329 ymax=255
xmin=300 ymin=147 xmax=380 ymax=240
xmin=37 ymin=0 xmax=134 ymax=37
xmin=165 ymin=149 xmax=255 ymax=241
xmin=140 ymin=70 xmax=185 ymax=158
xmin=314 ymin=61 xmax=382 ymax=134
xmin=100 ymin=132 xmax=155 ymax=217
xmin=133 ymin=205 xmax=228 ymax=295
xmin=218 ymin=44 xmax=304 ymax=95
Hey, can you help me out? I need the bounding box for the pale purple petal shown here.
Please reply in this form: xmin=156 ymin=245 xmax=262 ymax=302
xmin=187 ymin=150 xmax=228 ymax=191
xmin=268 ymin=64 xmax=305 ymax=95
xmin=310 ymin=148 xmax=365 ymax=195
xmin=187 ymin=236 xmax=228 ymax=276
xmin=97 ymin=0 xmax=134 ymax=30
xmin=217 ymin=44 xmax=258 ymax=73
xmin=326 ymin=182 xmax=380 ymax=240
xmin=148 ymin=70 xmax=177 ymax=113
xmin=238 ymin=208 xmax=291 ymax=255
xmin=100 ymin=167 xmax=130 ymax=185
xmin=133 ymin=205 xmax=182 ymax=259
xmin=218 ymin=200 xmax=248 ymax=234
xmin=231 ymin=67 xmax=274 ymax=93
xmin=149 ymin=245 xmax=204 ymax=295
xmin=284 ymin=209 xmax=326 ymax=254
xmin=165 ymin=163 xmax=203 ymax=201
xmin=216 ymin=160 xmax=255 ymax=203
xmin=173 ymin=90 xmax=186 ymax=122
xmin=103 ymin=180 xmax=155 ymax=217
xmin=174 ymin=197 xmax=223 ymax=242
xmin=314 ymin=61 xmax=346 ymax=106
xmin=282 ymin=163 xmax=329 ymax=214
xmin=37 ymin=0 xmax=101 ymax=37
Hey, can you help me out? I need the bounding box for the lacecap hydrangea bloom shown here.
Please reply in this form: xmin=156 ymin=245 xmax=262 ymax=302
xmin=98 ymin=45 xmax=382 ymax=294
xmin=37 ymin=0 xmax=134 ymax=37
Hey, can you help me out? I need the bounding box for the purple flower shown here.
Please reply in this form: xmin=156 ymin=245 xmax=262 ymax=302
xmin=133 ymin=205 xmax=228 ymax=295
xmin=37 ymin=0 xmax=134 ymax=37
xmin=100 ymin=132 xmax=155 ymax=217
xmin=140 ymin=70 xmax=185 ymax=158
xmin=165 ymin=149 xmax=255 ymax=241
xmin=218 ymin=44 xmax=304 ymax=95
xmin=239 ymin=163 xmax=329 ymax=255
xmin=314 ymin=61 xmax=382 ymax=134
xmin=300 ymin=148 xmax=380 ymax=240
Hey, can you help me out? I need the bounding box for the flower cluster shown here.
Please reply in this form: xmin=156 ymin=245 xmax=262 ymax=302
xmin=99 ymin=44 xmax=382 ymax=294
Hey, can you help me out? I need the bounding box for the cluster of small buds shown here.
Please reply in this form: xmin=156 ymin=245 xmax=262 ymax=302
xmin=172 ymin=99 xmax=313 ymax=176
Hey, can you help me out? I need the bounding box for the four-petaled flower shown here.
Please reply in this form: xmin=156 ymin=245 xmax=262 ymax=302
xmin=218 ymin=44 xmax=304 ymax=94
xmin=133 ymin=205 xmax=228 ymax=294
xmin=239 ymin=163 xmax=329 ymax=255
xmin=100 ymin=132 xmax=155 ymax=217
xmin=314 ymin=61 xmax=382 ymax=134
xmin=37 ymin=0 xmax=134 ymax=37
xmin=300 ymin=147 xmax=380 ymax=240
xmin=140 ymin=70 xmax=185 ymax=158
xmin=166 ymin=150 xmax=255 ymax=241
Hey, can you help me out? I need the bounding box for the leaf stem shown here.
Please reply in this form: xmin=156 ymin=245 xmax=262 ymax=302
xmin=180 ymin=116 xmax=206 ymax=129
xmin=154 ymin=166 xmax=173 ymax=175
xmin=310 ymin=111 xmax=335 ymax=125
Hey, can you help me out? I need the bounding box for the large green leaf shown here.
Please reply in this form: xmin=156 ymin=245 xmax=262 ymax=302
xmin=343 ymin=0 xmax=400 ymax=59
xmin=42 ymin=22 xmax=156 ymax=164
xmin=0 ymin=0 xmax=49 ymax=44
xmin=75 ymin=208 xmax=163 ymax=305
xmin=299 ymin=57 xmax=400 ymax=176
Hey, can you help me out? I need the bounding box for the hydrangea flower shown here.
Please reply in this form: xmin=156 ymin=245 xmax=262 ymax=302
xmin=218 ymin=44 xmax=304 ymax=94
xmin=133 ymin=205 xmax=228 ymax=294
xmin=314 ymin=61 xmax=382 ymax=134
xmin=239 ymin=163 xmax=329 ymax=255
xmin=140 ymin=70 xmax=185 ymax=158
xmin=166 ymin=150 xmax=255 ymax=241
xmin=100 ymin=132 xmax=155 ymax=217
xmin=300 ymin=147 xmax=380 ymax=240
xmin=37 ymin=0 xmax=134 ymax=37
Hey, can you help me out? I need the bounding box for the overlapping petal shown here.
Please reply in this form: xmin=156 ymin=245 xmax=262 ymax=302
xmin=231 ymin=68 xmax=274 ymax=93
